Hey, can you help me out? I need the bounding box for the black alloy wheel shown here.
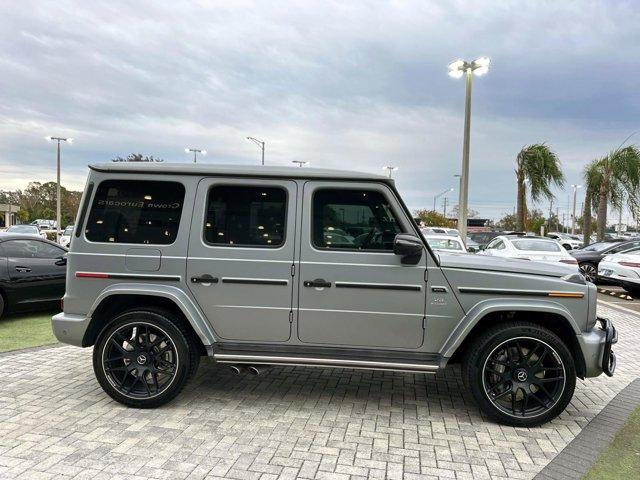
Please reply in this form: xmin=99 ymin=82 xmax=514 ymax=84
xmin=463 ymin=321 xmax=576 ymax=427
xmin=93 ymin=310 xmax=198 ymax=408
xmin=482 ymin=337 xmax=565 ymax=419
xmin=579 ymin=262 xmax=597 ymax=283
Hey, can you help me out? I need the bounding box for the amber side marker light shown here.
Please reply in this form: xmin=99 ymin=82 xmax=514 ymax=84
xmin=548 ymin=292 xmax=584 ymax=298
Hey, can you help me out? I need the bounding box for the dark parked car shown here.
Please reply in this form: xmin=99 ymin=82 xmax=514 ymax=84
xmin=0 ymin=234 xmax=67 ymax=318
xmin=570 ymin=239 xmax=640 ymax=282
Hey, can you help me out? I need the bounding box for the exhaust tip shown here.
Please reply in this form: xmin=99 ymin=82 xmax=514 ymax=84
xmin=228 ymin=365 xmax=242 ymax=375
xmin=247 ymin=365 xmax=263 ymax=376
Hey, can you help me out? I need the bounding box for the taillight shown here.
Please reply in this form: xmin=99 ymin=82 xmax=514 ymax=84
xmin=619 ymin=261 xmax=640 ymax=268
xmin=559 ymin=259 xmax=578 ymax=265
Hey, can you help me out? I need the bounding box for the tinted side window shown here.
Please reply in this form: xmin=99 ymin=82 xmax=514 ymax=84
xmin=3 ymin=240 xmax=65 ymax=259
xmin=312 ymin=189 xmax=403 ymax=251
xmin=86 ymin=180 xmax=185 ymax=244
xmin=204 ymin=186 xmax=287 ymax=247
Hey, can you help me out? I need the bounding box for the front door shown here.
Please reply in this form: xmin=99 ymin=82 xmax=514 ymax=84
xmin=187 ymin=178 xmax=297 ymax=342
xmin=296 ymin=182 xmax=427 ymax=349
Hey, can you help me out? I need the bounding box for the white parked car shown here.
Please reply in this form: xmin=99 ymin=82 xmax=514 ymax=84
xmin=423 ymin=234 xmax=467 ymax=253
xmin=59 ymin=225 xmax=74 ymax=247
xmin=598 ymin=249 xmax=640 ymax=295
xmin=546 ymin=232 xmax=583 ymax=250
xmin=480 ymin=235 xmax=579 ymax=272
xmin=5 ymin=225 xmax=47 ymax=239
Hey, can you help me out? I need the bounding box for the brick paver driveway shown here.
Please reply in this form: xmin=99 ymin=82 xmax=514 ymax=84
xmin=0 ymin=305 xmax=638 ymax=480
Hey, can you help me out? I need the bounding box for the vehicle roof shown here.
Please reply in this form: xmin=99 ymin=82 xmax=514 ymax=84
xmin=423 ymin=234 xmax=463 ymax=241
xmin=0 ymin=232 xmax=67 ymax=249
xmin=89 ymin=162 xmax=392 ymax=183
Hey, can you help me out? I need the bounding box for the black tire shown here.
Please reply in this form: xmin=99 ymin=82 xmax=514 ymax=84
xmin=93 ymin=309 xmax=200 ymax=408
xmin=0 ymin=293 xmax=4 ymax=319
xmin=562 ymin=243 xmax=572 ymax=250
xmin=621 ymin=283 xmax=640 ymax=298
xmin=463 ymin=321 xmax=576 ymax=427
xmin=579 ymin=262 xmax=597 ymax=283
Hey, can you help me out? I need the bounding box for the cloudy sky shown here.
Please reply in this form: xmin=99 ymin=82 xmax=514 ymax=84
xmin=1 ymin=0 xmax=638 ymax=221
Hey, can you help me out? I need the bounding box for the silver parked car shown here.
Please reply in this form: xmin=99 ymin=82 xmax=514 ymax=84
xmin=52 ymin=163 xmax=617 ymax=427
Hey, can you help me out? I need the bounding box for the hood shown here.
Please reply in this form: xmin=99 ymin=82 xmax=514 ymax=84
xmin=437 ymin=252 xmax=572 ymax=277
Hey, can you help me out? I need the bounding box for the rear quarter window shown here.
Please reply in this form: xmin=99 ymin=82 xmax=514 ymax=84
xmin=85 ymin=180 xmax=185 ymax=244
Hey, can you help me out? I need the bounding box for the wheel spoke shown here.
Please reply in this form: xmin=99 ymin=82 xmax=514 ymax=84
xmin=530 ymin=391 xmax=549 ymax=410
xmin=494 ymin=389 xmax=512 ymax=401
xmin=511 ymin=390 xmax=517 ymax=415
xmin=521 ymin=390 xmax=529 ymax=416
xmin=515 ymin=341 xmax=525 ymax=363
xmin=109 ymin=338 xmax=128 ymax=355
xmin=538 ymin=376 xmax=564 ymax=383
xmin=487 ymin=380 xmax=509 ymax=396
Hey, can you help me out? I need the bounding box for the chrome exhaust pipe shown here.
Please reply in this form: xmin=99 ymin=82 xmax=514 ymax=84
xmin=228 ymin=365 xmax=243 ymax=375
xmin=247 ymin=365 xmax=269 ymax=376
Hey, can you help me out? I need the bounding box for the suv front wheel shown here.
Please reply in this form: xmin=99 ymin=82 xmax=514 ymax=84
xmin=463 ymin=322 xmax=576 ymax=427
xmin=93 ymin=309 xmax=199 ymax=408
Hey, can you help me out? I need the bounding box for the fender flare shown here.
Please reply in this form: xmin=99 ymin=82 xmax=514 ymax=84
xmin=440 ymin=298 xmax=581 ymax=359
xmin=86 ymin=283 xmax=217 ymax=346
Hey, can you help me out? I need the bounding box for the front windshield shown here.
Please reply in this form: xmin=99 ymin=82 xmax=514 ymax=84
xmin=583 ymin=242 xmax=617 ymax=252
xmin=512 ymin=239 xmax=561 ymax=252
xmin=426 ymin=238 xmax=464 ymax=251
xmin=8 ymin=225 xmax=38 ymax=234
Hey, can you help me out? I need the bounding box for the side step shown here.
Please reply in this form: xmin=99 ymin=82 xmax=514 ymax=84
xmin=211 ymin=344 xmax=441 ymax=374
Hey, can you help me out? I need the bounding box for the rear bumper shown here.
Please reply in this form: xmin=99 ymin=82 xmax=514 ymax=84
xmin=51 ymin=312 xmax=89 ymax=347
xmin=579 ymin=317 xmax=617 ymax=377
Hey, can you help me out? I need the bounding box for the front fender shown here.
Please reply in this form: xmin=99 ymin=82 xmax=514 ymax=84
xmin=439 ymin=298 xmax=581 ymax=359
xmin=86 ymin=283 xmax=216 ymax=346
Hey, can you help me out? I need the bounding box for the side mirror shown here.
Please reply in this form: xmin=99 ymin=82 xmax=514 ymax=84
xmin=393 ymin=234 xmax=423 ymax=265
xmin=55 ymin=254 xmax=67 ymax=266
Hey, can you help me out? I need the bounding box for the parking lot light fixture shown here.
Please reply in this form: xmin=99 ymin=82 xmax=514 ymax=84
xmin=433 ymin=187 xmax=454 ymax=211
xmin=246 ymin=136 xmax=265 ymax=165
xmin=448 ymin=56 xmax=491 ymax=240
xmin=382 ymin=166 xmax=398 ymax=178
xmin=185 ymin=147 xmax=206 ymax=163
xmin=571 ymin=184 xmax=582 ymax=234
xmin=46 ymin=136 xmax=72 ymax=241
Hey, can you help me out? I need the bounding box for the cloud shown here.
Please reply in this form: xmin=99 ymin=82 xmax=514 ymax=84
xmin=1 ymin=0 xmax=638 ymax=222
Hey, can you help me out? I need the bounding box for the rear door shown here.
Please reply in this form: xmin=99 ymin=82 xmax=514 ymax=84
xmin=187 ymin=178 xmax=297 ymax=342
xmin=5 ymin=239 xmax=66 ymax=308
xmin=296 ymin=181 xmax=427 ymax=349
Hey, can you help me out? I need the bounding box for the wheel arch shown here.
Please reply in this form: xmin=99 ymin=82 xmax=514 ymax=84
xmin=81 ymin=284 xmax=215 ymax=354
xmin=443 ymin=302 xmax=587 ymax=378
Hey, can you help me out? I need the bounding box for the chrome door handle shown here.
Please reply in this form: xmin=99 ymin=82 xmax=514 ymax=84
xmin=304 ymin=279 xmax=331 ymax=288
xmin=15 ymin=266 xmax=32 ymax=273
xmin=190 ymin=274 xmax=219 ymax=284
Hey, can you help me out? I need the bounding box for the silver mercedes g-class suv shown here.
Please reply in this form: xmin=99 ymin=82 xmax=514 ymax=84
xmin=52 ymin=163 xmax=617 ymax=427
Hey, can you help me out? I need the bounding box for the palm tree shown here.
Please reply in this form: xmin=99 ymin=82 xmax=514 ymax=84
xmin=515 ymin=144 xmax=565 ymax=231
xmin=582 ymin=159 xmax=602 ymax=245
xmin=593 ymin=145 xmax=640 ymax=240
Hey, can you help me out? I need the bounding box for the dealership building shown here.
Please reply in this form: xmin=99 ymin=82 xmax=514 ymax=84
xmin=0 ymin=203 xmax=20 ymax=228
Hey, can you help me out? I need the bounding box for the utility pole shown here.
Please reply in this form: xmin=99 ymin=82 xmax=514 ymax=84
xmin=548 ymin=200 xmax=553 ymax=232
xmin=442 ymin=197 xmax=449 ymax=217
xmin=556 ymin=207 xmax=560 ymax=232
xmin=246 ymin=137 xmax=266 ymax=165
xmin=571 ymin=184 xmax=582 ymax=235
xmin=46 ymin=136 xmax=72 ymax=241
xmin=185 ymin=147 xmax=206 ymax=163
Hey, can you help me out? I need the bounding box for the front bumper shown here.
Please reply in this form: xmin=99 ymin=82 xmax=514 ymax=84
xmin=579 ymin=317 xmax=618 ymax=377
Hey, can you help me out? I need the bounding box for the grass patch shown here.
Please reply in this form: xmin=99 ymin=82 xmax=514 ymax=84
xmin=0 ymin=311 xmax=58 ymax=353
xmin=584 ymin=405 xmax=640 ymax=479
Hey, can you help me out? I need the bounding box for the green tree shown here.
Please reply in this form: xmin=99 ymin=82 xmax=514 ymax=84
xmin=582 ymin=159 xmax=602 ymax=245
xmin=592 ymin=146 xmax=640 ymax=241
xmin=414 ymin=209 xmax=454 ymax=227
xmin=515 ymin=144 xmax=565 ymax=231
xmin=496 ymin=213 xmax=516 ymax=231
xmin=112 ymin=153 xmax=164 ymax=162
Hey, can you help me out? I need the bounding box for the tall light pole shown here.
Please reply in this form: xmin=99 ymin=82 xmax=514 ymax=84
xmin=448 ymin=56 xmax=490 ymax=240
xmin=292 ymin=160 xmax=308 ymax=167
xmin=571 ymin=184 xmax=582 ymax=234
xmin=185 ymin=147 xmax=206 ymax=163
xmin=433 ymin=188 xmax=454 ymax=211
xmin=246 ymin=137 xmax=265 ymax=165
xmin=382 ymin=166 xmax=398 ymax=178
xmin=46 ymin=136 xmax=72 ymax=241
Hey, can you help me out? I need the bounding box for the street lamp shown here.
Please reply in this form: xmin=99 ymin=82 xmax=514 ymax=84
xmin=246 ymin=136 xmax=265 ymax=165
xmin=185 ymin=147 xmax=206 ymax=163
xmin=571 ymin=184 xmax=582 ymax=234
xmin=292 ymin=161 xmax=308 ymax=167
xmin=448 ymin=56 xmax=490 ymax=240
xmin=382 ymin=166 xmax=398 ymax=178
xmin=433 ymin=188 xmax=454 ymax=211
xmin=45 ymin=136 xmax=72 ymax=241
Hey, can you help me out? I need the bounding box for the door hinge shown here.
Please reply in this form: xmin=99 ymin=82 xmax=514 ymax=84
xmin=289 ymin=311 xmax=294 ymax=323
xmin=291 ymin=264 xmax=296 ymax=277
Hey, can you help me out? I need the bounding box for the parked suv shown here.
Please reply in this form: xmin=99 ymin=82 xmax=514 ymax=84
xmin=52 ymin=163 xmax=617 ymax=427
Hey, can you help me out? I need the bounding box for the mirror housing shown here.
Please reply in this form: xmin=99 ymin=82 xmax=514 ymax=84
xmin=393 ymin=234 xmax=423 ymax=264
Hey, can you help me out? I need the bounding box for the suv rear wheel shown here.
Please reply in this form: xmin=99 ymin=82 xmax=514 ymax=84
xmin=93 ymin=309 xmax=199 ymax=408
xmin=463 ymin=322 xmax=576 ymax=427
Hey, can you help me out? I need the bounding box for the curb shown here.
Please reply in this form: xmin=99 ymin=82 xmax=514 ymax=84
xmin=534 ymin=377 xmax=640 ymax=480
xmin=598 ymin=287 xmax=634 ymax=301
xmin=0 ymin=342 xmax=64 ymax=358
